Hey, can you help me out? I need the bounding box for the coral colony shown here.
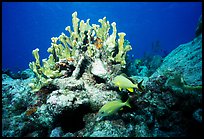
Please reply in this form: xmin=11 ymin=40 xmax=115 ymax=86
xmin=29 ymin=11 xmax=132 ymax=93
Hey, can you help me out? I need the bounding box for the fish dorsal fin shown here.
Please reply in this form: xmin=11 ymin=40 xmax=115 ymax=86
xmin=127 ymin=88 xmax=134 ymax=92
xmin=128 ymin=77 xmax=138 ymax=84
xmin=120 ymin=73 xmax=128 ymax=78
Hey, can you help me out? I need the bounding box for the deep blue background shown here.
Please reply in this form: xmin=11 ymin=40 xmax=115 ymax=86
xmin=2 ymin=2 xmax=202 ymax=72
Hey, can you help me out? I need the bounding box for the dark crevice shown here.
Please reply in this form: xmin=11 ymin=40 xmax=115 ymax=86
xmin=40 ymin=84 xmax=59 ymax=93
xmin=112 ymin=42 xmax=119 ymax=58
xmin=66 ymin=65 xmax=76 ymax=77
xmin=93 ymin=75 xmax=106 ymax=84
xmin=53 ymin=103 xmax=92 ymax=133
xmin=186 ymin=119 xmax=202 ymax=137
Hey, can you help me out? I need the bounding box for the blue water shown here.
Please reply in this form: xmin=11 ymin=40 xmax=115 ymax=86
xmin=2 ymin=2 xmax=202 ymax=73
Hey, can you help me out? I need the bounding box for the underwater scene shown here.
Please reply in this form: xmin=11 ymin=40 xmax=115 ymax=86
xmin=2 ymin=2 xmax=202 ymax=137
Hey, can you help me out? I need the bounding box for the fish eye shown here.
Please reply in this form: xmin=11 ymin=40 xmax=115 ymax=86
xmin=101 ymin=111 xmax=104 ymax=114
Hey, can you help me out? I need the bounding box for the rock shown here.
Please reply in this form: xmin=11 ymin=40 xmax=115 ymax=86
xmin=138 ymin=66 xmax=149 ymax=77
xmin=2 ymin=73 xmax=34 ymax=114
xmin=89 ymin=120 xmax=130 ymax=137
xmin=8 ymin=71 xmax=21 ymax=79
xmin=50 ymin=127 xmax=64 ymax=137
xmin=2 ymin=73 xmax=13 ymax=82
xmin=46 ymin=89 xmax=89 ymax=115
xmin=2 ymin=72 xmax=38 ymax=137
xmin=31 ymin=104 xmax=54 ymax=128
xmin=2 ymin=69 xmax=34 ymax=79
xmin=21 ymin=69 xmax=35 ymax=79
xmin=48 ymin=73 xmax=120 ymax=113
xmin=193 ymin=108 xmax=202 ymax=123
xmin=24 ymin=131 xmax=41 ymax=137
xmin=73 ymin=113 xmax=135 ymax=137
xmin=63 ymin=132 xmax=75 ymax=137
xmin=91 ymin=58 xmax=107 ymax=78
xmin=52 ymin=77 xmax=84 ymax=91
xmin=143 ymin=34 xmax=203 ymax=137
xmin=134 ymin=122 xmax=152 ymax=137
xmin=151 ymin=34 xmax=202 ymax=86
xmin=148 ymin=55 xmax=163 ymax=76
xmin=2 ymin=115 xmax=27 ymax=137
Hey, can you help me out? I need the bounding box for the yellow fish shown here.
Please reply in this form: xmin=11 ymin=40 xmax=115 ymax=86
xmin=96 ymin=98 xmax=131 ymax=121
xmin=112 ymin=74 xmax=144 ymax=92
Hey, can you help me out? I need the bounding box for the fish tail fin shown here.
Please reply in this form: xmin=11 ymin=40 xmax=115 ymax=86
xmin=134 ymin=79 xmax=144 ymax=92
xmin=125 ymin=98 xmax=131 ymax=108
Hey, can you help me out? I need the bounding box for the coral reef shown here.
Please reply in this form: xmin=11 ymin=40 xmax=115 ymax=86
xmin=2 ymin=12 xmax=202 ymax=137
xmin=29 ymin=11 xmax=132 ymax=92
xmin=2 ymin=11 xmax=130 ymax=137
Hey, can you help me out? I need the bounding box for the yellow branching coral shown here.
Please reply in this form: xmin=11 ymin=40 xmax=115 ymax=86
xmin=29 ymin=11 xmax=133 ymax=92
xmin=29 ymin=48 xmax=62 ymax=92
xmin=105 ymin=22 xmax=117 ymax=51
xmin=72 ymin=11 xmax=80 ymax=41
xmin=114 ymin=33 xmax=132 ymax=65
xmin=97 ymin=17 xmax=110 ymax=41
